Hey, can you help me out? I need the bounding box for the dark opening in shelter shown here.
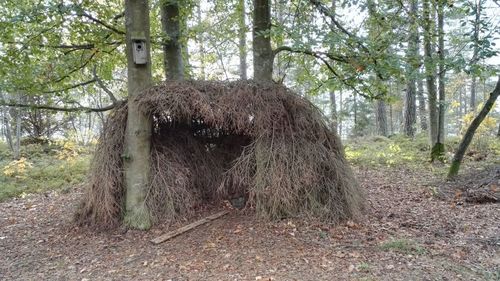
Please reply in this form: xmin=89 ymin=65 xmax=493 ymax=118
xmin=75 ymin=80 xmax=364 ymax=228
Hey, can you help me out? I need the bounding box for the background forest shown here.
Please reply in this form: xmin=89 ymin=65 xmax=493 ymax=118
xmin=0 ymin=0 xmax=498 ymax=200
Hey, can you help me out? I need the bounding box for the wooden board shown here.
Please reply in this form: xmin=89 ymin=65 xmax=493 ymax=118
xmin=150 ymin=210 xmax=229 ymax=244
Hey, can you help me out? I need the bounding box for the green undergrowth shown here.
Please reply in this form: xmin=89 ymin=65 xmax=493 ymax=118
xmin=0 ymin=141 xmax=91 ymax=202
xmin=344 ymin=133 xmax=499 ymax=172
xmin=379 ymin=238 xmax=427 ymax=255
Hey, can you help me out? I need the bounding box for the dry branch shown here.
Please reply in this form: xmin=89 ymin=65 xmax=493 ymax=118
xmin=151 ymin=211 xmax=229 ymax=244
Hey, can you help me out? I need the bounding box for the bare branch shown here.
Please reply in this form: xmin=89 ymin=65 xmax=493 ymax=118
xmin=92 ymin=66 xmax=118 ymax=104
xmin=0 ymin=100 xmax=123 ymax=113
xmin=42 ymin=79 xmax=97 ymax=94
xmin=79 ymin=12 xmax=126 ymax=35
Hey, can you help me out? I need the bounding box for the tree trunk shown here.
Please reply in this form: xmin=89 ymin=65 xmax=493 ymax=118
xmin=432 ymin=0 xmax=446 ymax=161
xmin=329 ymin=91 xmax=337 ymax=134
xmin=416 ymin=27 xmax=427 ymax=132
xmin=366 ymin=0 xmax=387 ymax=137
xmin=14 ymin=100 xmax=21 ymax=159
xmin=1 ymin=104 xmax=13 ymax=151
xmin=376 ymin=100 xmax=388 ymax=136
xmin=161 ymin=0 xmax=184 ymax=80
xmin=469 ymin=0 xmax=482 ymax=111
xmin=252 ymin=0 xmax=273 ymax=82
xmin=238 ymin=0 xmax=247 ymax=79
xmin=123 ymin=0 xmax=153 ymax=230
xmin=423 ymin=0 xmax=438 ymax=147
xmin=448 ymin=76 xmax=500 ymax=179
xmin=403 ymin=0 xmax=418 ymax=138
xmin=339 ymin=90 xmax=343 ymax=138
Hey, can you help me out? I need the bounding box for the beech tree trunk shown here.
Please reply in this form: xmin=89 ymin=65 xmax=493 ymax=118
xmin=123 ymin=0 xmax=153 ymax=229
xmin=448 ymin=76 xmax=500 ymax=179
xmin=253 ymin=0 xmax=273 ymax=82
xmin=161 ymin=0 xmax=184 ymax=80
xmin=423 ymin=0 xmax=438 ymax=146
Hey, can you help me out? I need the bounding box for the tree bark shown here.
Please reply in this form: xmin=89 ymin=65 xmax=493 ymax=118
xmin=161 ymin=0 xmax=184 ymax=80
xmin=253 ymin=0 xmax=273 ymax=82
xmin=432 ymin=0 xmax=446 ymax=161
xmin=329 ymin=91 xmax=338 ymax=134
xmin=123 ymin=0 xmax=153 ymax=230
xmin=376 ymin=100 xmax=388 ymax=136
xmin=423 ymin=0 xmax=438 ymax=146
xmin=238 ymin=0 xmax=248 ymax=79
xmin=448 ymin=76 xmax=500 ymax=179
xmin=416 ymin=20 xmax=427 ymax=132
xmin=339 ymin=90 xmax=343 ymax=137
xmin=366 ymin=0 xmax=387 ymax=137
xmin=403 ymin=0 xmax=418 ymax=137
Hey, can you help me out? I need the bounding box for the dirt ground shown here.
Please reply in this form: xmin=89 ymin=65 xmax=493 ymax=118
xmin=1 ymin=167 xmax=499 ymax=281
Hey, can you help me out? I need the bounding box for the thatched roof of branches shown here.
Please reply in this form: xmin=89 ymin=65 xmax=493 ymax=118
xmin=76 ymin=80 xmax=364 ymax=228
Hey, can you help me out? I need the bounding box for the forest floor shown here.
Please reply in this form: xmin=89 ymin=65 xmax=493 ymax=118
xmin=0 ymin=166 xmax=499 ymax=281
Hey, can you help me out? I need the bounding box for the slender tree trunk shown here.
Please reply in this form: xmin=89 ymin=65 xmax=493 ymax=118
xmin=238 ymin=0 xmax=248 ymax=79
xmin=366 ymin=0 xmax=387 ymax=136
xmin=161 ymin=0 xmax=184 ymax=80
xmin=470 ymin=0 xmax=482 ymax=111
xmin=329 ymin=91 xmax=337 ymax=134
xmin=1 ymin=106 xmax=13 ymax=151
xmin=338 ymin=90 xmax=343 ymax=138
xmin=253 ymin=0 xmax=273 ymax=82
xmin=404 ymin=0 xmax=418 ymax=137
xmin=328 ymin=0 xmax=337 ymax=134
xmin=14 ymin=100 xmax=21 ymax=159
xmin=416 ymin=26 xmax=427 ymax=132
xmin=417 ymin=75 xmax=427 ymax=131
xmin=497 ymin=121 xmax=500 ymax=137
xmin=376 ymin=101 xmax=388 ymax=136
xmin=448 ymin=76 xmax=500 ymax=179
xmin=423 ymin=0 xmax=438 ymax=146
xmin=353 ymin=93 xmax=358 ymax=133
xmin=123 ymin=0 xmax=153 ymax=230
xmin=432 ymin=0 xmax=446 ymax=161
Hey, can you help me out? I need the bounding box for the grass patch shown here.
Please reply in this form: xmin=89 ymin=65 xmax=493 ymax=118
xmin=345 ymin=133 xmax=499 ymax=172
xmin=0 ymin=142 xmax=91 ymax=202
xmin=379 ymin=238 xmax=427 ymax=255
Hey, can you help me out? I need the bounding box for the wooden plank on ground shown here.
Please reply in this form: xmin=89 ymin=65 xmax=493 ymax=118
xmin=150 ymin=210 xmax=229 ymax=244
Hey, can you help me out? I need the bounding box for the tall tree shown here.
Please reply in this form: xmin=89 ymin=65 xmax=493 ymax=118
xmin=422 ymin=0 xmax=438 ymax=149
xmin=123 ymin=0 xmax=153 ymax=229
xmin=403 ymin=0 xmax=418 ymax=137
xmin=469 ymin=0 xmax=483 ymax=111
xmin=329 ymin=0 xmax=338 ymax=134
xmin=432 ymin=0 xmax=446 ymax=161
xmin=367 ymin=0 xmax=388 ymax=137
xmin=161 ymin=0 xmax=185 ymax=79
xmin=253 ymin=0 xmax=273 ymax=82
